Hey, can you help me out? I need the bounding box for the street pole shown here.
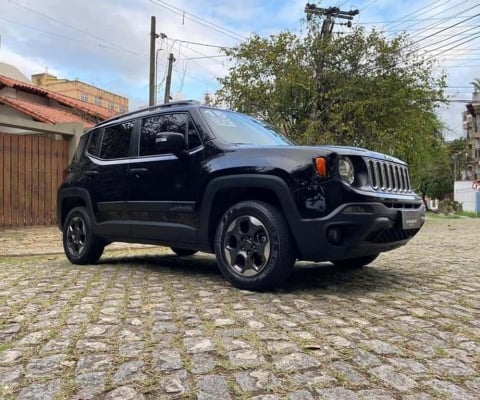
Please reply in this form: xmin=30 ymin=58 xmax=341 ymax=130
xmin=149 ymin=16 xmax=158 ymax=106
xmin=164 ymin=53 xmax=175 ymax=104
xmin=304 ymin=4 xmax=358 ymax=120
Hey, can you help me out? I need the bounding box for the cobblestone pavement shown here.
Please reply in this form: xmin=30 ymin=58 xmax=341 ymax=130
xmin=0 ymin=217 xmax=479 ymax=399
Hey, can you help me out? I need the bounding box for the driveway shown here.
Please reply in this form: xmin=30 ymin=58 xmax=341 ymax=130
xmin=0 ymin=217 xmax=479 ymax=399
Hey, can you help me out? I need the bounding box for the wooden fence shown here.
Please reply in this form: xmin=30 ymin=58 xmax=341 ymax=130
xmin=0 ymin=133 xmax=69 ymax=227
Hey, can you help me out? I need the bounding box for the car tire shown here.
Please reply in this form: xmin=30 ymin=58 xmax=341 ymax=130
xmin=214 ymin=200 xmax=296 ymax=290
xmin=63 ymin=206 xmax=105 ymax=264
xmin=171 ymin=247 xmax=198 ymax=256
xmin=332 ymin=254 xmax=379 ymax=269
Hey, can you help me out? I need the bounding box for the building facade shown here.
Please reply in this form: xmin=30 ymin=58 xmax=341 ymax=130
xmin=1 ymin=63 xmax=118 ymax=227
xmin=462 ymin=92 xmax=480 ymax=181
xmin=32 ymin=73 xmax=128 ymax=114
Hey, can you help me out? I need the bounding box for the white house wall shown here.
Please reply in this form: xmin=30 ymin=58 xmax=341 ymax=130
xmin=454 ymin=181 xmax=480 ymax=213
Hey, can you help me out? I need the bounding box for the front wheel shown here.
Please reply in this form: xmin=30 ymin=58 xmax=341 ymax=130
xmin=332 ymin=254 xmax=379 ymax=269
xmin=63 ymin=206 xmax=104 ymax=264
xmin=214 ymin=201 xmax=296 ymax=291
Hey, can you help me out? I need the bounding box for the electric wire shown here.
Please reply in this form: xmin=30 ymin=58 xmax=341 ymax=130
xmin=149 ymin=0 xmax=246 ymax=41
xmin=8 ymin=0 xmax=147 ymax=58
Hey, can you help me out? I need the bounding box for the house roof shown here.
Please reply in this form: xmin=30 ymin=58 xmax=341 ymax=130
xmin=0 ymin=74 xmax=117 ymax=121
xmin=0 ymin=95 xmax=95 ymax=128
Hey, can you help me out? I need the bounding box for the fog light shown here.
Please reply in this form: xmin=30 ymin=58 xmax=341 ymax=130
xmin=343 ymin=205 xmax=372 ymax=214
xmin=327 ymin=227 xmax=342 ymax=245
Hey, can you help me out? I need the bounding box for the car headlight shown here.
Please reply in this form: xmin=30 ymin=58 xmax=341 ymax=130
xmin=338 ymin=156 xmax=355 ymax=184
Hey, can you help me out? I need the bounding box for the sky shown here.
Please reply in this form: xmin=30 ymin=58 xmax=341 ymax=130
xmin=0 ymin=0 xmax=479 ymax=141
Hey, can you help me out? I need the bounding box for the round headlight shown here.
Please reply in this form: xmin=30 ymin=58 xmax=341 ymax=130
xmin=338 ymin=156 xmax=355 ymax=184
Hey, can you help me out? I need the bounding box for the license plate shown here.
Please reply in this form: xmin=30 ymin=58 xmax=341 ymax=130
xmin=401 ymin=210 xmax=424 ymax=229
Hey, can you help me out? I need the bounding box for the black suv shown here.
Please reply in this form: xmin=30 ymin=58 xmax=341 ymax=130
xmin=58 ymin=100 xmax=425 ymax=290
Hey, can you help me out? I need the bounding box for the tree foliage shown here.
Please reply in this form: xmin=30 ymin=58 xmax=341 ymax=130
xmin=471 ymin=78 xmax=480 ymax=93
xmin=215 ymin=21 xmax=448 ymax=191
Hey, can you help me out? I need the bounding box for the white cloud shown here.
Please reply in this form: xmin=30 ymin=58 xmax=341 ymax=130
xmin=0 ymin=0 xmax=478 ymax=137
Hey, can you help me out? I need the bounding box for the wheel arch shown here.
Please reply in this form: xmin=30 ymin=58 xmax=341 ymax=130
xmin=198 ymin=175 xmax=301 ymax=252
xmin=57 ymin=187 xmax=95 ymax=230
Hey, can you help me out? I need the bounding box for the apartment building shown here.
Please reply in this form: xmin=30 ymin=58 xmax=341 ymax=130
xmin=32 ymin=73 xmax=128 ymax=114
xmin=463 ymin=92 xmax=480 ymax=181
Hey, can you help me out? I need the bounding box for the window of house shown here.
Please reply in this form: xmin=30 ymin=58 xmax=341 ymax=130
xmin=140 ymin=113 xmax=187 ymax=157
xmin=108 ymin=103 xmax=115 ymax=110
xmin=99 ymin=121 xmax=134 ymax=159
xmin=95 ymin=97 xmax=102 ymax=106
xmin=80 ymin=93 xmax=88 ymax=102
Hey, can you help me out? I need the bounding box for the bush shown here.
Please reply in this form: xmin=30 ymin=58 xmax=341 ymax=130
xmin=438 ymin=199 xmax=463 ymax=215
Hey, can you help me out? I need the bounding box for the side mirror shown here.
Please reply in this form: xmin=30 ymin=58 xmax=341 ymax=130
xmin=154 ymin=132 xmax=185 ymax=156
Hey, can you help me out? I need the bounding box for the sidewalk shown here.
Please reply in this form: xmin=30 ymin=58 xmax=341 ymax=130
xmin=0 ymin=225 xmax=155 ymax=256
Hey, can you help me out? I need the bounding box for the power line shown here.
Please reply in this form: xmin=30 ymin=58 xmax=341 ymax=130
xmin=431 ymin=32 xmax=480 ymax=58
xmin=7 ymin=0 xmax=147 ymax=58
xmin=411 ymin=11 xmax=480 ymax=49
xmin=173 ymin=39 xmax=230 ymax=49
xmin=388 ymin=0 xmax=470 ymax=31
xmin=0 ymin=16 xmax=86 ymax=45
xmin=149 ymin=0 xmax=246 ymax=42
xmin=415 ymin=26 xmax=480 ymax=53
xmin=387 ymin=0 xmax=450 ymax=31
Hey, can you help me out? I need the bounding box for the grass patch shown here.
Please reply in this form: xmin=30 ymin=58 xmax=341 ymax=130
xmin=457 ymin=210 xmax=480 ymax=218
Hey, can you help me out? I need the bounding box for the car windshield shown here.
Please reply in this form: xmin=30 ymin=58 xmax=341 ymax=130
xmin=200 ymin=108 xmax=291 ymax=146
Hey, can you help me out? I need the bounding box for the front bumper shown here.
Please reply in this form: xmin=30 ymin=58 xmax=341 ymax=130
xmin=290 ymin=202 xmax=425 ymax=262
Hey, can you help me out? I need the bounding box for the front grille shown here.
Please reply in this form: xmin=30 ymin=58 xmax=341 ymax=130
xmin=365 ymin=228 xmax=420 ymax=243
xmin=368 ymin=159 xmax=412 ymax=193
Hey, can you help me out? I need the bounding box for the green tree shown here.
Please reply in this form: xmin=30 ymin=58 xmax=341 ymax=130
xmin=414 ymin=144 xmax=452 ymax=209
xmin=470 ymin=78 xmax=480 ymax=93
xmin=216 ymin=21 xmax=447 ymax=186
xmin=448 ymin=137 xmax=471 ymax=180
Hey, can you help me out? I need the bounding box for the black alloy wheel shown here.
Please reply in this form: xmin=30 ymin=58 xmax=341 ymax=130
xmin=63 ymin=206 xmax=104 ymax=264
xmin=214 ymin=200 xmax=296 ymax=290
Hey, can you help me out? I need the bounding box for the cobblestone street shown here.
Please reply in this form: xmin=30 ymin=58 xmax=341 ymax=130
xmin=0 ymin=217 xmax=479 ymax=399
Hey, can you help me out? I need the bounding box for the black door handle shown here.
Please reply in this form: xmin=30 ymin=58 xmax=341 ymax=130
xmin=85 ymin=170 xmax=99 ymax=176
xmin=129 ymin=167 xmax=149 ymax=175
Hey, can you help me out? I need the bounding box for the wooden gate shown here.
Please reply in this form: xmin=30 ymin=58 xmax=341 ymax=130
xmin=0 ymin=133 xmax=69 ymax=227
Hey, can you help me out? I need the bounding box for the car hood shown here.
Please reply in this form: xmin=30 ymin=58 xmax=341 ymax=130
xmin=227 ymin=144 xmax=407 ymax=165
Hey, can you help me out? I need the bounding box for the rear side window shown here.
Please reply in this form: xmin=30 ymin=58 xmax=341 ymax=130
xmin=99 ymin=121 xmax=135 ymax=159
xmin=86 ymin=129 xmax=102 ymax=157
xmin=73 ymin=134 xmax=88 ymax=162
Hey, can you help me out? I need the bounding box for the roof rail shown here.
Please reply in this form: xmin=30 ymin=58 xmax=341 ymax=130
xmin=99 ymin=100 xmax=201 ymax=125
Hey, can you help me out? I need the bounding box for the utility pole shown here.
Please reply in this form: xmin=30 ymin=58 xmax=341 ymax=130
xmin=304 ymin=3 xmax=358 ymax=119
xmin=304 ymin=4 xmax=359 ymax=38
xmin=149 ymin=16 xmax=159 ymax=106
xmin=164 ymin=53 xmax=175 ymax=104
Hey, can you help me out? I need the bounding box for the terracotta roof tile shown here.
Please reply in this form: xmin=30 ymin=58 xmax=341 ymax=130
xmin=0 ymin=74 xmax=119 ymax=120
xmin=0 ymin=95 xmax=95 ymax=128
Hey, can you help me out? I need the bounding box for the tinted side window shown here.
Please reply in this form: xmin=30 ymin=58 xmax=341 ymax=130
xmin=73 ymin=134 xmax=88 ymax=162
xmin=187 ymin=119 xmax=202 ymax=150
xmin=140 ymin=113 xmax=187 ymax=156
xmin=86 ymin=129 xmax=102 ymax=157
xmin=99 ymin=121 xmax=134 ymax=159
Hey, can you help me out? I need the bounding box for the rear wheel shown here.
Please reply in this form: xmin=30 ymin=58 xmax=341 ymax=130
xmin=214 ymin=201 xmax=296 ymax=290
xmin=332 ymin=254 xmax=379 ymax=269
xmin=171 ymin=247 xmax=198 ymax=256
xmin=63 ymin=206 xmax=104 ymax=264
